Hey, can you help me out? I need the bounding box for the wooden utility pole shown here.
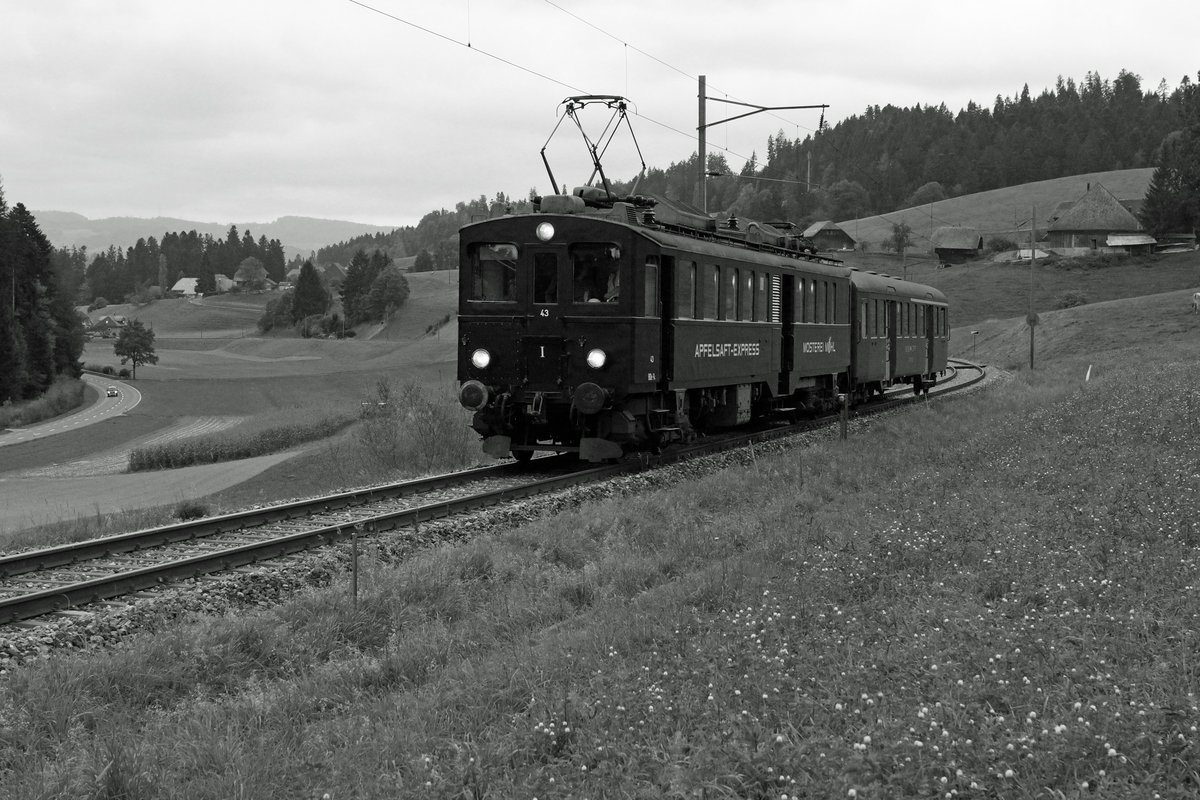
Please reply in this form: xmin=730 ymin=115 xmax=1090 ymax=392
xmin=1028 ymin=204 xmax=1038 ymax=370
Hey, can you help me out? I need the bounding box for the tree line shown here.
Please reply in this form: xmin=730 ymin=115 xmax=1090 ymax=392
xmin=78 ymin=225 xmax=288 ymax=306
xmin=0 ymin=190 xmax=85 ymax=404
xmin=621 ymin=69 xmax=1200 ymax=232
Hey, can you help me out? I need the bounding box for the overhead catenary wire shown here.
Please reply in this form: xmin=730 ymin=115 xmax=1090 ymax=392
xmin=346 ymin=0 xmax=819 ymax=173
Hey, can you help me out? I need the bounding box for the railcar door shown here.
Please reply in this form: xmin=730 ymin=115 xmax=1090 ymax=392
xmin=885 ymin=300 xmax=895 ymax=380
xmin=524 ymin=246 xmax=568 ymax=389
xmin=659 ymin=255 xmax=676 ymax=384
xmin=779 ymin=273 xmax=795 ymax=393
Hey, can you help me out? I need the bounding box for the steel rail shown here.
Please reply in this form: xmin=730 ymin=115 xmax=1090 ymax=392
xmin=0 ymin=461 xmax=625 ymax=624
xmin=0 ymin=459 xmax=571 ymax=580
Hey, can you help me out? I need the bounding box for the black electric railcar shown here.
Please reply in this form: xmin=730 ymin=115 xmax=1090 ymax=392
xmin=457 ymin=189 xmax=949 ymax=461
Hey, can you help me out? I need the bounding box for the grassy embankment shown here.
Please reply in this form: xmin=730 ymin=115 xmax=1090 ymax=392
xmin=3 ymin=267 xmax=1200 ymax=796
xmin=0 ymin=377 xmax=88 ymax=429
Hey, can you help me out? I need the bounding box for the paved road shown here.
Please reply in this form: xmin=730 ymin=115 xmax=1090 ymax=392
xmin=0 ymin=374 xmax=142 ymax=448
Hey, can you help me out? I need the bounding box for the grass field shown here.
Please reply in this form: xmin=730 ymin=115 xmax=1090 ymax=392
xmin=4 ymin=275 xmax=1200 ymax=796
xmin=6 ymin=221 xmax=1200 ymax=795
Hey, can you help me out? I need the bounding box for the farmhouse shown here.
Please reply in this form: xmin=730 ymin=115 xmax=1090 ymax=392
xmin=170 ymin=277 xmax=198 ymax=297
xmin=801 ymin=221 xmax=856 ymax=251
xmin=931 ymin=226 xmax=983 ymax=266
xmin=1046 ymin=182 xmax=1152 ymax=255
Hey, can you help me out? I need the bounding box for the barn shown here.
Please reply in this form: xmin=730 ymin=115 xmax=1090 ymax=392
xmin=1046 ymin=182 xmax=1151 ymax=255
xmin=931 ymin=226 xmax=983 ymax=266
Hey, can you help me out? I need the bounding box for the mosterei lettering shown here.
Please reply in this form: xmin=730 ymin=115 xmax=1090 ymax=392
xmin=693 ymin=342 xmax=762 ymax=358
xmin=800 ymin=337 xmax=837 ymax=354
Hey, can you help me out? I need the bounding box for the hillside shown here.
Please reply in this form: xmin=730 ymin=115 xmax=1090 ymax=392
xmin=82 ymin=270 xmax=460 ymax=344
xmin=839 ymin=167 xmax=1155 ymax=251
xmin=34 ymin=211 xmax=399 ymax=260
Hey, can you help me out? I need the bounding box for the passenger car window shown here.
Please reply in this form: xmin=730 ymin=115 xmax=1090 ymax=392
xmin=676 ymin=262 xmax=696 ymax=319
xmin=643 ymin=257 xmax=659 ymax=317
xmin=701 ymin=264 xmax=719 ymax=319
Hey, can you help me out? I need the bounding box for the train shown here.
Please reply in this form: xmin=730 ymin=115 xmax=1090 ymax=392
xmin=457 ymin=97 xmax=949 ymax=462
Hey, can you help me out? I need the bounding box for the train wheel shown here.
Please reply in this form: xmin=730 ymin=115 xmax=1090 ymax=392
xmin=511 ymin=449 xmax=534 ymax=464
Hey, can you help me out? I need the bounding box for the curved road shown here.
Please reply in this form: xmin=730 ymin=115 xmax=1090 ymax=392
xmin=0 ymin=374 xmax=142 ymax=448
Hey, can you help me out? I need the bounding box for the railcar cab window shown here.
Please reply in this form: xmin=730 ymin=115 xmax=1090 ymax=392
xmin=469 ymin=243 xmax=518 ymax=302
xmin=533 ymin=252 xmax=558 ymax=304
xmin=571 ymin=243 xmax=621 ymax=303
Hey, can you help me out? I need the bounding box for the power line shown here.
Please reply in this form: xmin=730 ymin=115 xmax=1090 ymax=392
xmin=346 ymin=0 xmax=587 ymax=94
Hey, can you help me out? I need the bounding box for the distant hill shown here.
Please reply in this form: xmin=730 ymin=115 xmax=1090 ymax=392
xmin=839 ymin=168 xmax=1154 ymax=251
xmin=31 ymin=211 xmax=400 ymax=260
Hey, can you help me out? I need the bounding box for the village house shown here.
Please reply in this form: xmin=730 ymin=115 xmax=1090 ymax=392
xmin=1046 ymin=182 xmax=1155 ymax=255
xmin=801 ymin=221 xmax=856 ymax=252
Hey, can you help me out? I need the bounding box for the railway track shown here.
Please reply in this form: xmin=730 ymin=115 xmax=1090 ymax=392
xmin=0 ymin=360 xmax=986 ymax=628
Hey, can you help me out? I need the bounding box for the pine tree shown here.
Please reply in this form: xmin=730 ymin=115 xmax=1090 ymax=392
xmin=292 ymin=260 xmax=330 ymax=322
xmin=1140 ymin=125 xmax=1200 ymax=236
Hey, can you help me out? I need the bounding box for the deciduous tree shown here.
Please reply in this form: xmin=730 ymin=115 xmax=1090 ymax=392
xmin=113 ymin=319 xmax=158 ymax=379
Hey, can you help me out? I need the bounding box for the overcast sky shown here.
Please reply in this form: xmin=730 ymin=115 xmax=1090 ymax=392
xmin=2 ymin=1 xmax=1195 ymax=228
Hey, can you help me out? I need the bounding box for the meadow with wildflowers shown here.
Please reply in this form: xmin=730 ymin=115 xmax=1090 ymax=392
xmin=3 ymin=308 xmax=1200 ymax=797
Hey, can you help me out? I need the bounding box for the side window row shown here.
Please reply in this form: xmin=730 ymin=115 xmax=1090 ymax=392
xmin=795 ymin=277 xmax=841 ymax=325
xmin=860 ymin=301 xmax=950 ymax=339
xmin=674 ymin=261 xmax=772 ymax=322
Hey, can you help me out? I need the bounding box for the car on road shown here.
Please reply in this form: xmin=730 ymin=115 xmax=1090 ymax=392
xmin=106 ymin=386 xmax=119 ymax=397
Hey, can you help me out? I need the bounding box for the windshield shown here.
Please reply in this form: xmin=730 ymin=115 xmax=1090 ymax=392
xmin=468 ymin=243 xmax=518 ymax=301
xmin=570 ymin=243 xmax=621 ymax=303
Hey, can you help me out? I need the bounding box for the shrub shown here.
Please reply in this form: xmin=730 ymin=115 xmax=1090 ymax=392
xmin=175 ymin=502 xmax=209 ymax=521
xmin=88 ymin=297 xmax=108 ymax=311
xmin=0 ymin=377 xmax=87 ymax=428
xmin=118 ymin=368 xmax=131 ymax=378
xmin=353 ymin=380 xmax=478 ymax=475
xmin=1055 ymin=291 xmax=1088 ymax=309
xmin=128 ymin=413 xmax=356 ymax=471
xmin=987 ymin=236 xmax=1018 ymax=253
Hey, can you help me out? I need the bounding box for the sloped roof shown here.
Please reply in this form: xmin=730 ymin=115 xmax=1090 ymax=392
xmin=802 ymin=220 xmax=846 ymax=238
xmin=1048 ymin=183 xmax=1142 ymax=232
xmin=931 ymin=226 xmax=982 ymax=250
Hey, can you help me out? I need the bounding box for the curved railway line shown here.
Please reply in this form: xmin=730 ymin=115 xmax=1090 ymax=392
xmin=0 ymin=360 xmax=986 ymax=629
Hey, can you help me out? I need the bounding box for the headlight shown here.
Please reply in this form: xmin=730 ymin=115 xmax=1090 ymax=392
xmin=470 ymin=349 xmax=491 ymax=369
xmin=586 ymin=348 xmax=607 ymax=369
xmin=536 ymin=222 xmax=555 ymax=241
